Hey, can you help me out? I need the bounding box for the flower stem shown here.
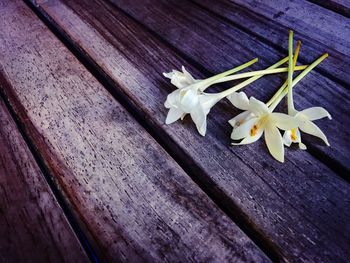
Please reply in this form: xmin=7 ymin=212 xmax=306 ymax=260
xmin=267 ymin=40 xmax=301 ymax=107
xmin=214 ymin=56 xmax=289 ymax=99
xmin=287 ymin=30 xmax=295 ymax=115
xmin=200 ymin=58 xmax=258 ymax=91
xmin=269 ymin=53 xmax=328 ymax=111
xmin=212 ymin=65 xmax=307 ymax=84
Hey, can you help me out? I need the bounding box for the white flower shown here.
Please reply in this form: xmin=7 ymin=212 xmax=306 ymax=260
xmin=283 ymin=107 xmax=331 ymax=149
xmin=165 ymin=87 xmax=222 ymax=136
xmin=163 ymin=66 xmax=200 ymax=90
xmin=163 ymin=60 xmax=259 ymax=135
xmin=228 ymin=92 xmax=298 ymax=162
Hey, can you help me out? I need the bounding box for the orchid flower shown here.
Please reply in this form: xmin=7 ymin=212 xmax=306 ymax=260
xmin=281 ymin=31 xmax=331 ymax=149
xmin=228 ymin=33 xmax=329 ymax=162
xmin=164 ymin=55 xmax=308 ymax=136
xmin=164 ymin=58 xmax=259 ymax=135
xmin=229 ymin=92 xmax=297 ymax=162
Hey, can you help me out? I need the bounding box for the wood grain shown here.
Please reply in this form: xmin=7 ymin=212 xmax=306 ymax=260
xmin=231 ymin=0 xmax=350 ymax=56
xmin=104 ymin=0 xmax=350 ymax=172
xmin=308 ymin=0 xmax=350 ymax=18
xmin=0 ymin=97 xmax=88 ymax=263
xmin=28 ymin=0 xmax=350 ymax=261
xmin=0 ymin=1 xmax=270 ymax=262
xmin=192 ymin=0 xmax=350 ymax=86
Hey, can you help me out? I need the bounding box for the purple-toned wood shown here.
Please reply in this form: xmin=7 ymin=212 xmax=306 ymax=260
xmin=0 ymin=0 xmax=269 ymax=262
xmin=0 ymin=96 xmax=88 ymax=263
xmin=27 ymin=0 xmax=350 ymax=261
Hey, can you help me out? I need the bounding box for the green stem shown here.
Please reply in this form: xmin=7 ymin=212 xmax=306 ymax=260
xmin=200 ymin=57 xmax=258 ymax=91
xmin=212 ymin=65 xmax=307 ymax=84
xmin=269 ymin=53 xmax=328 ymax=111
xmin=267 ymin=40 xmax=301 ymax=107
xmin=214 ymin=56 xmax=289 ymax=99
xmin=287 ymin=30 xmax=295 ymax=115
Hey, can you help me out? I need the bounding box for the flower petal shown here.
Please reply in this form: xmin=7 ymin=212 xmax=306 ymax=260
xmin=227 ymin=92 xmax=250 ymax=110
xmin=190 ymin=105 xmax=207 ymax=136
xmin=199 ymin=94 xmax=222 ymax=112
xmin=179 ymin=89 xmax=199 ymax=112
xmin=270 ymin=113 xmax=298 ymax=130
xmin=232 ymin=129 xmax=263 ymax=145
xmin=299 ymin=119 xmax=330 ymax=146
xmin=282 ymin=130 xmax=293 ymax=147
xmin=298 ymin=107 xmax=332 ymax=121
xmin=231 ymin=117 xmax=259 ymax=140
xmin=164 ymin=89 xmax=180 ymax=108
xmin=249 ymin=97 xmax=270 ymax=116
xmin=265 ymin=124 xmax=284 ymax=163
xmin=165 ymin=107 xmax=185 ymax=124
xmin=228 ymin=111 xmax=252 ymax=127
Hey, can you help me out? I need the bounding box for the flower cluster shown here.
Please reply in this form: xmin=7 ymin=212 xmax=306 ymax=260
xmin=163 ymin=31 xmax=331 ymax=162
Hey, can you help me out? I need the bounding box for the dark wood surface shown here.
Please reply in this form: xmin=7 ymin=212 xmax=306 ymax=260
xmin=23 ymin=0 xmax=350 ymax=262
xmin=0 ymin=0 xmax=269 ymax=262
xmin=0 ymin=0 xmax=349 ymax=262
xmin=0 ymin=97 xmax=88 ymax=263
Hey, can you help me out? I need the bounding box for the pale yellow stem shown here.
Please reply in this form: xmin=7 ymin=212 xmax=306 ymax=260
xmin=269 ymin=53 xmax=328 ymax=111
xmin=213 ymin=65 xmax=307 ymax=84
xmin=267 ymin=40 xmax=301 ymax=107
xmin=214 ymin=56 xmax=289 ymax=99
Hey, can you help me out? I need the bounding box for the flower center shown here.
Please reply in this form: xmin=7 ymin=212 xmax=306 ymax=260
xmin=250 ymin=125 xmax=259 ymax=136
xmin=290 ymin=128 xmax=298 ymax=141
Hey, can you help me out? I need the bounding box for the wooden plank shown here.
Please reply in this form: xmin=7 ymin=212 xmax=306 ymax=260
xmin=308 ymin=0 xmax=350 ymax=18
xmin=0 ymin=1 xmax=270 ymax=262
xmin=106 ymin=0 xmax=350 ymax=174
xmin=0 ymin=97 xmax=89 ymax=262
xmin=191 ymin=0 xmax=350 ymax=87
xmin=27 ymin=0 xmax=350 ymax=261
xmin=231 ymin=0 xmax=350 ymax=56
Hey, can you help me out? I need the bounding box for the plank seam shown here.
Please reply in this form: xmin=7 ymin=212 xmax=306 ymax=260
xmin=23 ymin=0 xmax=283 ymax=261
xmin=306 ymin=0 xmax=350 ymax=19
xmin=190 ymin=0 xmax=350 ymax=89
xmin=0 ymin=74 xmax=101 ymax=263
xmin=188 ymin=0 xmax=350 ymax=181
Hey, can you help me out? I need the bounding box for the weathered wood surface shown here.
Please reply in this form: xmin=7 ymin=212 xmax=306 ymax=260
xmin=104 ymin=0 xmax=350 ymax=173
xmin=231 ymin=0 xmax=350 ymax=57
xmin=28 ymin=0 xmax=350 ymax=261
xmin=0 ymin=97 xmax=88 ymax=263
xmin=192 ymin=0 xmax=350 ymax=87
xmin=0 ymin=1 xmax=270 ymax=262
xmin=308 ymin=0 xmax=350 ymax=18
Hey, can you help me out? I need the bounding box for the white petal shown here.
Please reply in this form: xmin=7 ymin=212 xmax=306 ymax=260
xmin=164 ymin=89 xmax=180 ymax=108
xmin=182 ymin=66 xmax=197 ymax=83
xmin=299 ymin=143 xmax=307 ymax=150
xmin=265 ymin=124 xmax=284 ymax=163
xmin=228 ymin=111 xmax=251 ymax=127
xmin=282 ymin=130 xmax=293 ymax=147
xmin=283 ymin=128 xmax=302 ymax=147
xmin=190 ymin=105 xmax=207 ymax=136
xmin=298 ymin=107 xmax=332 ymax=121
xmin=270 ymin=113 xmax=298 ymax=130
xmin=179 ymin=89 xmax=199 ymax=112
xmin=165 ymin=107 xmax=185 ymax=124
xmin=232 ymin=129 xmax=263 ymax=145
xmin=227 ymin=92 xmax=250 ymax=111
xmin=231 ymin=117 xmax=259 ymax=140
xmin=299 ymin=119 xmax=330 ymax=146
xmin=199 ymin=94 xmax=222 ymax=112
xmin=249 ymin=97 xmax=270 ymax=116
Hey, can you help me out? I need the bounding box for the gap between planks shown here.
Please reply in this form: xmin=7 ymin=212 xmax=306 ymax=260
xmin=0 ymin=76 xmax=101 ymax=263
xmin=307 ymin=0 xmax=350 ymax=18
xmin=24 ymin=0 xmax=350 ymax=262
xmin=0 ymin=1 xmax=265 ymax=260
xmin=23 ymin=1 xmax=281 ymax=260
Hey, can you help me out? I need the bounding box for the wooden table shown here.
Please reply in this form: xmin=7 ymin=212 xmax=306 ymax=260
xmin=0 ymin=0 xmax=349 ymax=262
